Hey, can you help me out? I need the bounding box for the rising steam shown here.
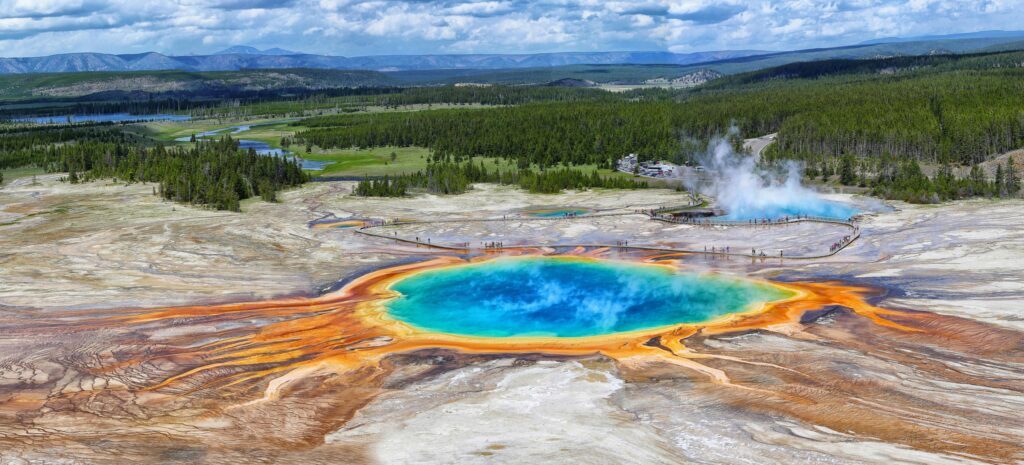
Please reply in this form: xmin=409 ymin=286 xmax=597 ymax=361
xmin=686 ymin=130 xmax=857 ymax=221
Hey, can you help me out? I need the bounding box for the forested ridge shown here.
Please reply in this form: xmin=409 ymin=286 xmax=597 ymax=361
xmin=1 ymin=84 xmax=621 ymax=120
xmin=753 ymin=69 xmax=1024 ymax=165
xmin=190 ymin=84 xmax=631 ymax=118
xmin=295 ymin=65 xmax=1024 ymax=169
xmin=294 ymin=52 xmax=1024 ymax=181
xmin=0 ymin=86 xmax=400 ymax=119
xmin=702 ymin=50 xmax=1024 ymax=88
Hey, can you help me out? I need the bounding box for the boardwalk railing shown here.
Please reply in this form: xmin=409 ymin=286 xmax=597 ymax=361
xmin=350 ymin=204 xmax=861 ymax=260
xmin=651 ymin=214 xmax=855 ymax=228
xmin=380 ymin=211 xmax=635 ymax=227
xmin=353 ymin=227 xmax=862 ymax=260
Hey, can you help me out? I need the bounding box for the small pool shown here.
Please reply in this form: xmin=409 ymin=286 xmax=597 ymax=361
xmin=310 ymin=219 xmax=367 ymax=229
xmin=385 ymin=257 xmax=793 ymax=338
xmin=525 ymin=208 xmax=592 ymax=218
xmin=236 ymin=140 xmax=332 ymax=170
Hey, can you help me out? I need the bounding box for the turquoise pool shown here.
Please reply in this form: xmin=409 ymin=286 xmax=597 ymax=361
xmin=385 ymin=257 xmax=793 ymax=338
xmin=526 ymin=208 xmax=592 ymax=218
xmin=718 ymin=199 xmax=859 ymax=221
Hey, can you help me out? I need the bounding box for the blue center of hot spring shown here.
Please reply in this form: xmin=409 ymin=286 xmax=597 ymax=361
xmin=385 ymin=257 xmax=793 ymax=338
xmin=718 ymin=199 xmax=859 ymax=221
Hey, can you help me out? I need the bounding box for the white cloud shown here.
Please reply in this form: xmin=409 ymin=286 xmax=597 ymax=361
xmin=0 ymin=0 xmax=102 ymax=18
xmin=772 ymin=18 xmax=806 ymax=35
xmin=631 ymin=14 xmax=654 ymax=27
xmin=446 ymin=1 xmax=514 ymax=17
xmin=0 ymin=0 xmax=1021 ymax=57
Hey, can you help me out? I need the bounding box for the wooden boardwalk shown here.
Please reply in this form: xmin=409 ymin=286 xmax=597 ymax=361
xmin=352 ymin=209 xmax=861 ymax=260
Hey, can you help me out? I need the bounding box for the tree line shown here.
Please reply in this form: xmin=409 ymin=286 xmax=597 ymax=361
xmin=1 ymin=127 xmax=307 ymax=211
xmin=870 ymin=158 xmax=1020 ymax=203
xmin=1 ymin=84 xmax=621 ymax=121
xmin=354 ymin=160 xmax=645 ymax=197
xmin=297 ymin=102 xmax=683 ymax=168
xmin=0 ymin=124 xmax=138 ymax=168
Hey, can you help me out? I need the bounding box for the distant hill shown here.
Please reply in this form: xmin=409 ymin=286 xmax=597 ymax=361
xmin=377 ymin=41 xmax=1018 ymax=87
xmin=0 ymin=50 xmax=768 ymax=75
xmin=680 ymin=50 xmax=1024 ymax=97
xmin=982 ymin=39 xmax=1024 ymax=52
xmin=3 ymin=34 xmax=1024 ymax=98
xmin=215 ymin=46 xmax=300 ymax=56
xmin=381 ymin=36 xmax=1024 ymax=86
xmin=4 ymin=33 xmax=1024 ymax=77
xmin=860 ymin=30 xmax=1024 ymax=45
xmin=0 ymin=69 xmax=396 ymax=100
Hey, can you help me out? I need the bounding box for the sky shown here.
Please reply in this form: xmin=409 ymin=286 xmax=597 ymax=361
xmin=0 ymin=0 xmax=1021 ymax=57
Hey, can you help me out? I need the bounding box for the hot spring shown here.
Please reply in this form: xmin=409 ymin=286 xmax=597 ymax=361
xmin=524 ymin=208 xmax=592 ymax=218
xmin=717 ymin=199 xmax=859 ymax=221
xmin=384 ymin=257 xmax=794 ymax=338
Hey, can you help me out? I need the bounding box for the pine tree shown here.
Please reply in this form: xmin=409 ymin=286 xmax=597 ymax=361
xmin=968 ymin=165 xmax=989 ymax=197
xmin=840 ymin=155 xmax=857 ymax=185
xmin=1006 ymin=160 xmax=1020 ymax=196
xmin=995 ymin=164 xmax=1005 ymax=197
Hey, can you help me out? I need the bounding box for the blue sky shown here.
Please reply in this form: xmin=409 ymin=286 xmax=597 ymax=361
xmin=0 ymin=0 xmax=1021 ymax=57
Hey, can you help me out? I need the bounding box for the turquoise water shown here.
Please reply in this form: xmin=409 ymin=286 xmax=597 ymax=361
xmin=385 ymin=258 xmax=792 ymax=338
xmin=718 ymin=199 xmax=859 ymax=221
xmin=174 ymin=124 xmax=332 ymax=170
xmin=528 ymin=208 xmax=591 ymax=218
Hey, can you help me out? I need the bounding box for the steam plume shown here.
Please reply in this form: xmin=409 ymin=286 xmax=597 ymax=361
xmin=687 ymin=130 xmax=857 ymax=220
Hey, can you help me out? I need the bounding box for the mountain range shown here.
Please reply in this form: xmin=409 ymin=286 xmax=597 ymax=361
xmin=2 ymin=30 xmax=1024 ymax=76
xmin=0 ymin=50 xmax=767 ymax=75
xmin=215 ymin=46 xmax=300 ymax=56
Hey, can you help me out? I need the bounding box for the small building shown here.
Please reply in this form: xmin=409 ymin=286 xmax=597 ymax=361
xmin=638 ymin=161 xmax=676 ymax=177
xmin=617 ymin=153 xmax=639 ymax=173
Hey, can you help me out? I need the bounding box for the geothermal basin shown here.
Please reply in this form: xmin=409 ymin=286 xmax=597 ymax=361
xmin=384 ymin=257 xmax=794 ymax=338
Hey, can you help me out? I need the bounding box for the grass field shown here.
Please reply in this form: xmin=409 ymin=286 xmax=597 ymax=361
xmin=300 ymin=147 xmax=433 ymax=176
xmin=1 ymin=166 xmax=46 ymax=186
xmin=136 ymin=105 xmax=488 ymax=143
xmin=299 ymin=146 xmax=659 ymax=185
xmin=138 ymin=117 xmax=299 ymax=142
